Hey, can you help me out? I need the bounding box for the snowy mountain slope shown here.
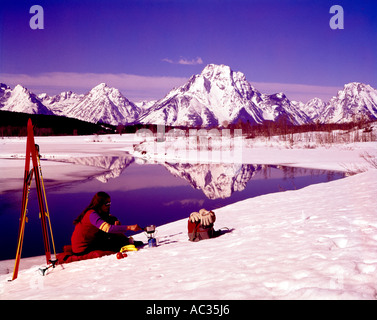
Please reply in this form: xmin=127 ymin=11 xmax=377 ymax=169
xmin=38 ymin=91 xmax=84 ymax=116
xmin=135 ymin=99 xmax=157 ymax=111
xmin=302 ymin=97 xmax=327 ymax=121
xmin=0 ymin=83 xmax=53 ymax=115
xmin=63 ymin=83 xmax=142 ymax=126
xmin=257 ymin=92 xmax=311 ymax=125
xmin=137 ymin=65 xmax=377 ymax=127
xmin=1 ymin=66 xmax=377 ymax=127
xmin=138 ymin=64 xmax=267 ymax=127
xmin=318 ymin=82 xmax=377 ymax=123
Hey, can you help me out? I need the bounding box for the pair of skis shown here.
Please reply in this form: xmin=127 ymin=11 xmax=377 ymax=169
xmin=11 ymin=119 xmax=57 ymax=281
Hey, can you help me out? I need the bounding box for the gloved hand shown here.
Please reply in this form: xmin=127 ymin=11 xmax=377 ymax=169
xmin=189 ymin=211 xmax=201 ymax=223
xmin=127 ymin=224 xmax=143 ymax=232
xmin=199 ymin=209 xmax=215 ymax=226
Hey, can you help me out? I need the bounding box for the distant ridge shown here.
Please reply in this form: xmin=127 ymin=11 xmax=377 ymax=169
xmin=1 ymin=64 xmax=377 ymax=127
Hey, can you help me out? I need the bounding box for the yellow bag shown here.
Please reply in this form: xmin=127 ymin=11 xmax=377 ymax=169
xmin=120 ymin=244 xmax=138 ymax=252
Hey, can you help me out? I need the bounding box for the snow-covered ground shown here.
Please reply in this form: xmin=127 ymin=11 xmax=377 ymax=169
xmin=1 ymin=129 xmax=377 ymax=300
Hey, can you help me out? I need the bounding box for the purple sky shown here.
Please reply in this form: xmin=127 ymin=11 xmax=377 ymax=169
xmin=0 ymin=0 xmax=376 ymax=102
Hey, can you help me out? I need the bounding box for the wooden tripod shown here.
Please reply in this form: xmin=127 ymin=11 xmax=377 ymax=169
xmin=11 ymin=119 xmax=56 ymax=280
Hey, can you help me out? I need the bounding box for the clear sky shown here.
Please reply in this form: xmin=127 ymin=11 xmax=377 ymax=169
xmin=0 ymin=0 xmax=376 ymax=102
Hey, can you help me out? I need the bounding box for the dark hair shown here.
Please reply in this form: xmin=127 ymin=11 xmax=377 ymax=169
xmin=73 ymin=191 xmax=110 ymax=225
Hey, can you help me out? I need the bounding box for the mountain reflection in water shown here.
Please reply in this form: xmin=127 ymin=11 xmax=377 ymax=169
xmin=63 ymin=154 xmax=343 ymax=200
xmin=0 ymin=154 xmax=345 ymax=260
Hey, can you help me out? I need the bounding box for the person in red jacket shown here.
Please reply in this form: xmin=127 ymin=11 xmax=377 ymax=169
xmin=71 ymin=191 xmax=142 ymax=255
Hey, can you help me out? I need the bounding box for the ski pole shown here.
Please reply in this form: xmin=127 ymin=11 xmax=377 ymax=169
xmin=36 ymin=145 xmax=57 ymax=259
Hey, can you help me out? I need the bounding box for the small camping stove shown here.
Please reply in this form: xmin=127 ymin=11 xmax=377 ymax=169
xmin=144 ymin=225 xmax=158 ymax=247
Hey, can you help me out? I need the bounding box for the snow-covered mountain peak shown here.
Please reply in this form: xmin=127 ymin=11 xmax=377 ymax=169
xmin=317 ymin=82 xmax=377 ymax=123
xmin=11 ymin=84 xmax=39 ymax=101
xmin=13 ymin=84 xmax=27 ymax=93
xmin=87 ymin=83 xmax=133 ymax=106
xmin=89 ymin=83 xmax=118 ymax=96
xmin=343 ymin=82 xmax=373 ymax=93
xmin=307 ymin=97 xmax=325 ymax=107
xmin=64 ymin=83 xmax=141 ymax=125
xmin=194 ymin=64 xmax=252 ymax=98
xmin=176 ymin=64 xmax=237 ymax=94
xmin=59 ymin=90 xmax=75 ymax=99
xmin=334 ymin=82 xmax=376 ymax=103
xmin=94 ymin=82 xmax=108 ymax=89
xmin=90 ymin=83 xmax=116 ymax=94
xmin=137 ymin=64 xmax=265 ymax=127
xmin=1 ymin=65 xmax=376 ymax=126
xmin=0 ymin=84 xmax=52 ymax=115
xmin=138 ymin=64 xmax=328 ymax=127
xmin=38 ymin=90 xmax=84 ymax=116
xmin=40 ymin=90 xmax=80 ymax=102
xmin=201 ymin=64 xmax=232 ymax=78
xmin=302 ymin=97 xmax=327 ymax=120
xmin=200 ymin=64 xmax=249 ymax=88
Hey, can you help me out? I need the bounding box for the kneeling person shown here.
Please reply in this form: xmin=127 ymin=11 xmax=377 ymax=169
xmin=71 ymin=191 xmax=142 ymax=255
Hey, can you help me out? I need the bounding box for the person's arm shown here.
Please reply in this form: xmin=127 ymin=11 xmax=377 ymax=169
xmin=89 ymin=211 xmax=141 ymax=233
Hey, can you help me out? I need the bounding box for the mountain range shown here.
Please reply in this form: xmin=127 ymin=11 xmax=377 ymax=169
xmin=1 ymin=64 xmax=377 ymax=127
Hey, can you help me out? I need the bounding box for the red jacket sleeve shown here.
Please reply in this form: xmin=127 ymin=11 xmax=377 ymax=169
xmin=89 ymin=211 xmax=129 ymax=233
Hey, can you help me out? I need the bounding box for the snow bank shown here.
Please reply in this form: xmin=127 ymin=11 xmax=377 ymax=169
xmin=132 ymin=123 xmax=377 ymax=173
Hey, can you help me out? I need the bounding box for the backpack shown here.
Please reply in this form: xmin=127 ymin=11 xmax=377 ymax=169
xmin=187 ymin=220 xmax=219 ymax=242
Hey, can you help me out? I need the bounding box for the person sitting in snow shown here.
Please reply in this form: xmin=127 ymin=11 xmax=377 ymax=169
xmin=71 ymin=191 xmax=143 ymax=255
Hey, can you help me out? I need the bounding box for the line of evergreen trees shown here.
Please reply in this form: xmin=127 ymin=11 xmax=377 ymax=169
xmin=1 ymin=109 xmax=375 ymax=143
